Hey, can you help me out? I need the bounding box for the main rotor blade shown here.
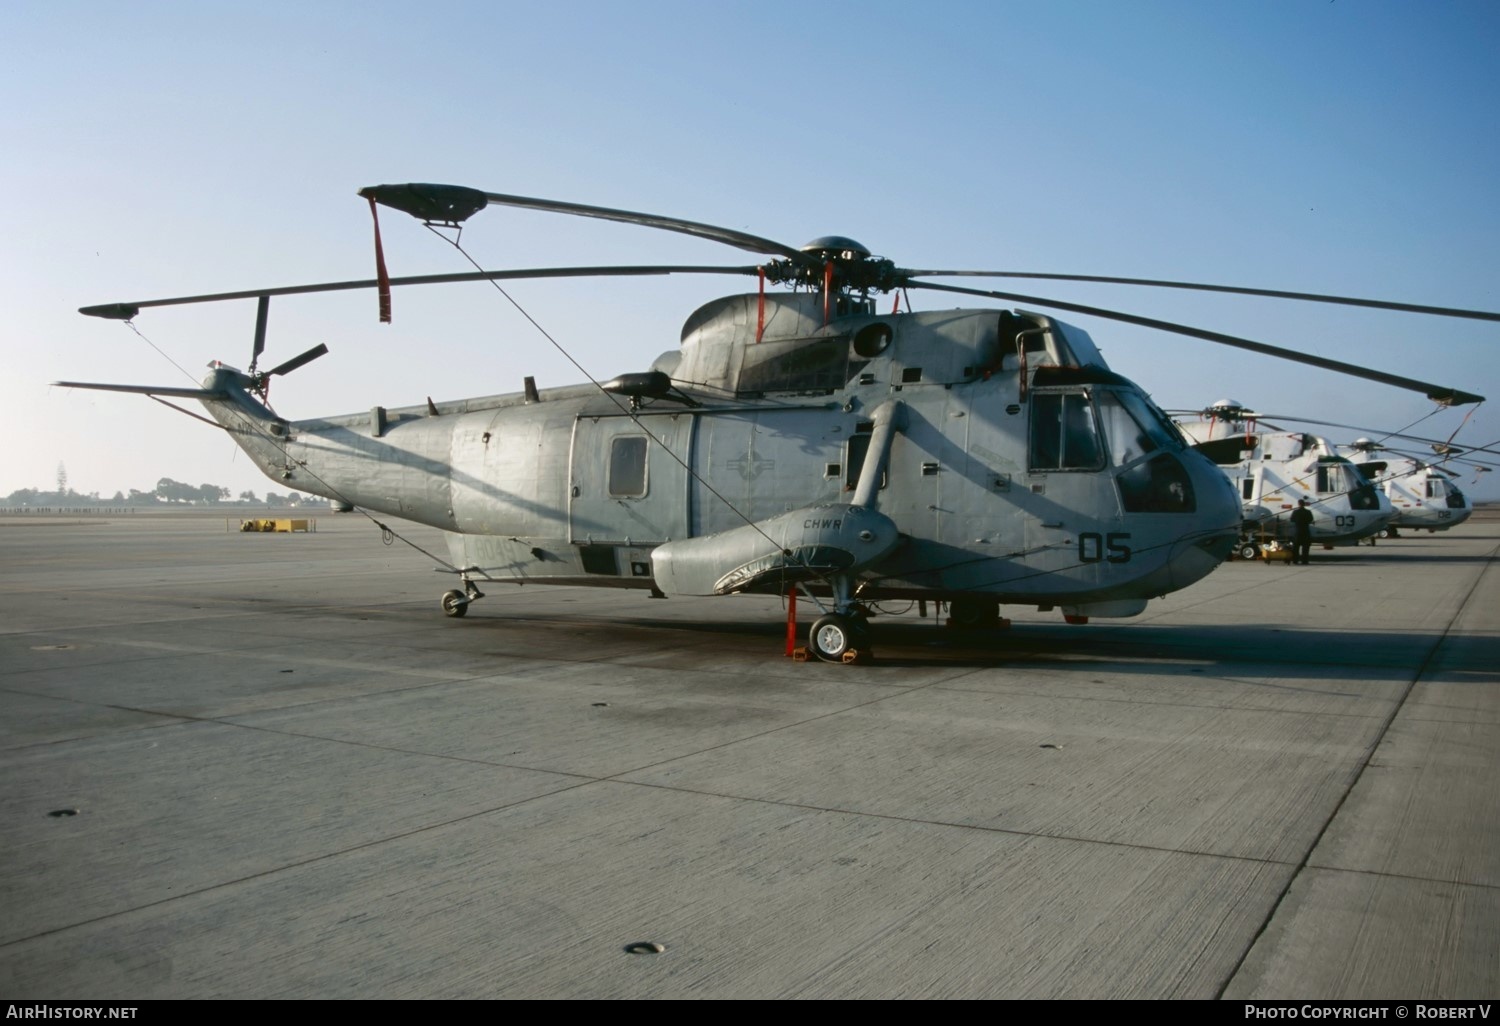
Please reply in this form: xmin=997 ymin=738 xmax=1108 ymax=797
xmin=901 ymin=270 xmax=1500 ymax=323
xmin=1376 ymin=445 xmax=1492 ymax=469
xmin=360 ymin=183 xmax=808 ymax=263
xmin=908 ymin=280 xmax=1485 ymax=405
xmin=1249 ymin=415 xmax=1500 ymax=459
xmin=79 ymin=265 xmax=758 ymax=319
xmin=55 ymin=382 xmax=229 ymax=399
xmin=1246 ymin=414 xmax=1477 ymax=452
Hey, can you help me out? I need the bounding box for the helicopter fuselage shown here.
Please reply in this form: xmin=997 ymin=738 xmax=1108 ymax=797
xmin=200 ymin=293 xmax=1240 ymax=618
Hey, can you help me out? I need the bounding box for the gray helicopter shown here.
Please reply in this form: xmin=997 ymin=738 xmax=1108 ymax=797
xmin=61 ymin=184 xmax=1494 ymax=662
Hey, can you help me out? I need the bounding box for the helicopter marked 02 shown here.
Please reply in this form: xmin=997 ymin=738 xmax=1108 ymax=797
xmin=62 ymin=183 xmax=1493 ymax=661
xmin=1345 ymin=443 xmax=1473 ymax=534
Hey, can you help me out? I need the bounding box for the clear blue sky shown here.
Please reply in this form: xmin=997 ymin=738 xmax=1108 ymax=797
xmin=4 ymin=0 xmax=1498 ymax=498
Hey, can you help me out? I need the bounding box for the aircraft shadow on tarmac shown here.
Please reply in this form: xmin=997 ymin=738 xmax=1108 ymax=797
xmin=450 ymin=607 xmax=1495 ymax=682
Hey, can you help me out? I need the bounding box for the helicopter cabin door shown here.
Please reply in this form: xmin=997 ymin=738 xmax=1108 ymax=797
xmin=568 ymin=412 xmax=692 ymax=571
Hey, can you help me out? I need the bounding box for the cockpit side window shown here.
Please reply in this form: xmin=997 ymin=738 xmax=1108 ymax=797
xmin=1316 ymin=463 xmax=1343 ymax=494
xmin=1029 ymin=392 xmax=1103 ymax=471
xmin=1318 ymin=459 xmax=1380 ymax=509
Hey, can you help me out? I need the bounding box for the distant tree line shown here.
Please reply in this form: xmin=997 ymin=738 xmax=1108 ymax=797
xmin=4 ymin=476 xmax=317 ymax=508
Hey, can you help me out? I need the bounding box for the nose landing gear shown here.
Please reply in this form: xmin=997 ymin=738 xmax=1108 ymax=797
xmin=804 ymin=575 xmax=874 ymax=663
xmin=809 ymin=612 xmax=873 ymax=663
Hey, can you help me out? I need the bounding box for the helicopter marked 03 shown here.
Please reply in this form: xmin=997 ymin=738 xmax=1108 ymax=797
xmin=1253 ymin=414 xmax=1491 ymax=536
xmin=1172 ymin=401 xmax=1395 ymax=559
xmin=61 ymin=184 xmax=1495 ymax=662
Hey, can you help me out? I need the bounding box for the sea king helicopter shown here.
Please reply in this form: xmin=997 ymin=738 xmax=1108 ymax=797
xmin=1170 ymin=401 xmax=1395 ymax=559
xmin=1242 ymin=413 xmax=1494 ymax=536
xmin=1347 ymin=443 xmax=1475 ymax=534
xmin=1175 ymin=404 xmax=1490 ymax=544
xmin=60 ymin=183 xmax=1496 ymax=662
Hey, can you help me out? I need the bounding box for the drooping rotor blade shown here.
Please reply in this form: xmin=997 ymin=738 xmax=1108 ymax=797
xmin=1247 ymin=415 xmax=1500 ymax=459
xmin=263 ymin=343 xmax=329 ymax=379
xmin=79 ymin=265 xmax=759 ymax=320
xmin=900 ymin=270 xmax=1500 ymax=323
xmin=54 ymin=382 xmax=229 ymax=399
xmin=360 ymin=183 xmax=809 ymax=262
xmin=1376 ymin=445 xmax=1493 ymax=469
xmin=907 ymin=280 xmax=1486 ymax=406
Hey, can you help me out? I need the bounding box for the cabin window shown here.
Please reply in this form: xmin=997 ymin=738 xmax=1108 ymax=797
xmin=1426 ymin=479 xmax=1441 ymax=500
xmin=1242 ymin=476 xmax=1254 ymax=501
xmin=608 ymin=436 xmax=648 ymax=497
xmin=1029 ymin=392 xmax=1103 ymax=471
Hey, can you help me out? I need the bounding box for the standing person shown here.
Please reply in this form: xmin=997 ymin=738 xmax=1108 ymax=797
xmin=1290 ymin=499 xmax=1314 ymax=565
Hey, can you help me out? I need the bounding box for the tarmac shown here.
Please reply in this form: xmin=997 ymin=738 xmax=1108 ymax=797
xmin=0 ymin=506 xmax=1495 ymax=999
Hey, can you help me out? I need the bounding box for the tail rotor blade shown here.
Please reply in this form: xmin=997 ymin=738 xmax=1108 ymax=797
xmin=265 ymin=343 xmax=329 ymax=378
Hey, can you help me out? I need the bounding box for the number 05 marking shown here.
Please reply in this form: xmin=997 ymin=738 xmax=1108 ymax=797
xmin=1079 ymin=532 xmax=1132 ymax=564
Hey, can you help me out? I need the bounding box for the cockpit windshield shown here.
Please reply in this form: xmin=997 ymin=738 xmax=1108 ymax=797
xmin=1096 ymin=389 xmax=1184 ymax=467
xmin=1318 ymin=458 xmax=1381 ymax=509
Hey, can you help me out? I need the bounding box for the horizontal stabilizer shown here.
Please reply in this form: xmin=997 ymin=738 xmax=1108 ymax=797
xmin=54 ymin=381 xmax=229 ymax=400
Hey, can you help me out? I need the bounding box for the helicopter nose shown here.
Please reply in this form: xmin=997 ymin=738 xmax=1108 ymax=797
xmin=1174 ymin=452 xmax=1241 ymax=584
xmin=1190 ymin=450 xmax=1242 ymax=531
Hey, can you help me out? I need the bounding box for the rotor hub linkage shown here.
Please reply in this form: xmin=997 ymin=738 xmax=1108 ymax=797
xmin=762 ymin=254 xmax=905 ymax=294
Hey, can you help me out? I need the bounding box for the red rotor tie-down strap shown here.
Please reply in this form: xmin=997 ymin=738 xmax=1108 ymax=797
xmin=823 ymin=261 xmax=834 ymax=325
xmin=1442 ymin=403 xmax=1479 ymax=449
xmin=368 ymin=196 xmax=392 ymax=324
xmin=756 ymin=267 xmax=766 ymax=343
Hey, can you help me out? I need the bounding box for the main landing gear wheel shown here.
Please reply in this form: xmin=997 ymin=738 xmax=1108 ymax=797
xmin=809 ymin=614 xmax=871 ymax=664
xmin=1238 ymin=542 xmax=1260 ymax=561
xmin=440 ymin=590 xmax=469 ymax=617
xmin=948 ymin=597 xmax=999 ymax=629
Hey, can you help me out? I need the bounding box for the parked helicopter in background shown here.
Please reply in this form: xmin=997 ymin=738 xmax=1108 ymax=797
xmin=1196 ymin=409 xmax=1494 ymax=538
xmin=1171 ymin=401 xmax=1394 ymax=559
xmin=1345 ymin=442 xmax=1473 ymax=534
xmin=1266 ymin=416 xmax=1491 ymax=536
xmin=58 ymin=183 xmax=1496 ymax=661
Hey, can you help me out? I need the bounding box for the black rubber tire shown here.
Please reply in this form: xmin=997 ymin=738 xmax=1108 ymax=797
xmin=441 ymin=590 xmax=469 ymax=618
xmin=809 ymin=615 xmax=853 ymax=662
xmin=948 ymin=597 xmax=999 ymax=629
xmin=1238 ymin=542 xmax=1259 ymax=561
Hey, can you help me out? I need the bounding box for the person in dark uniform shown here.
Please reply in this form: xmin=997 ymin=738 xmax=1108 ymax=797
xmin=1290 ymin=498 xmax=1315 ymax=564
